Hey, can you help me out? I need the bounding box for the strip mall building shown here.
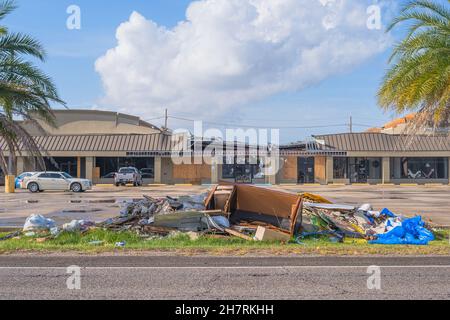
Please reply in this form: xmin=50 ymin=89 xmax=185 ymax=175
xmin=3 ymin=110 xmax=450 ymax=185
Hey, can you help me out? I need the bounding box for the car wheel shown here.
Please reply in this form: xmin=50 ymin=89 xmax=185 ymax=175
xmin=28 ymin=182 xmax=39 ymax=193
xmin=115 ymin=183 xmax=120 ymax=187
xmin=71 ymin=183 xmax=82 ymax=193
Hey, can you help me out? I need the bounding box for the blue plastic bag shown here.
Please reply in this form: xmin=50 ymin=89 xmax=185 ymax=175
xmin=380 ymin=208 xmax=397 ymax=218
xmin=369 ymin=216 xmax=434 ymax=245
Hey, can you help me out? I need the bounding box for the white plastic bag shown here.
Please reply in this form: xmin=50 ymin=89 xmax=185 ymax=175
xmin=23 ymin=214 xmax=56 ymax=232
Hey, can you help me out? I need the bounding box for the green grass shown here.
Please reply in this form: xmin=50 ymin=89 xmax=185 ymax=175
xmin=0 ymin=229 xmax=449 ymax=255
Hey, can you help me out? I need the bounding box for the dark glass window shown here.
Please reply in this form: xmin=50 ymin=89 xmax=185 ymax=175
xmin=298 ymin=157 xmax=315 ymax=183
xmin=222 ymin=164 xmax=235 ymax=179
xmin=95 ymin=158 xmax=118 ymax=178
xmin=221 ymin=156 xmax=265 ymax=182
xmin=333 ymin=158 xmax=348 ymax=179
xmin=391 ymin=157 xmax=448 ymax=179
xmin=44 ymin=157 xmax=77 ymax=177
xmin=348 ymin=157 xmax=382 ymax=182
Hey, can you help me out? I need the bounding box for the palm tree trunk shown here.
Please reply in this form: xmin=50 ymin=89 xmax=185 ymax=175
xmin=6 ymin=141 xmax=15 ymax=175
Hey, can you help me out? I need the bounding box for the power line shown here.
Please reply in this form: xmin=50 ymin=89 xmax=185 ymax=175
xmin=163 ymin=110 xmax=389 ymax=124
xmin=168 ymin=116 xmax=357 ymax=129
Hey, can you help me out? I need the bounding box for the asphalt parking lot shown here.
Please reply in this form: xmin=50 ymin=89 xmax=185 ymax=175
xmin=0 ymin=184 xmax=449 ymax=228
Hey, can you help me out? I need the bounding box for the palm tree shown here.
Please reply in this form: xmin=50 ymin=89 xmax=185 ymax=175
xmin=0 ymin=0 xmax=64 ymax=176
xmin=378 ymin=0 xmax=450 ymax=131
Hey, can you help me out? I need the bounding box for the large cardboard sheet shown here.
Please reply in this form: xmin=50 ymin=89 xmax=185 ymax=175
xmin=234 ymin=184 xmax=300 ymax=219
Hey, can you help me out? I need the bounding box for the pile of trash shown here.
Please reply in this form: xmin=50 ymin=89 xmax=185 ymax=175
xmin=21 ymin=214 xmax=96 ymax=237
xmin=300 ymin=197 xmax=435 ymax=245
xmin=98 ymin=194 xmax=231 ymax=238
xmin=0 ymin=185 xmax=437 ymax=246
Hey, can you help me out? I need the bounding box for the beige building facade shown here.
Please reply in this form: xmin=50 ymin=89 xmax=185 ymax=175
xmin=2 ymin=110 xmax=450 ymax=186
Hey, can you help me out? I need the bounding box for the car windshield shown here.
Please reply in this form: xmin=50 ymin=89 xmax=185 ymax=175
xmin=61 ymin=172 xmax=73 ymax=179
xmin=119 ymin=168 xmax=135 ymax=174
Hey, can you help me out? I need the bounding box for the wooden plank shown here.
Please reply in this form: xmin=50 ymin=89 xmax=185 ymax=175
xmin=224 ymin=228 xmax=254 ymax=241
xmin=282 ymin=156 xmax=298 ymax=180
xmin=173 ymin=162 xmax=212 ymax=181
xmin=314 ymin=156 xmax=326 ymax=183
xmin=204 ymin=185 xmax=218 ymax=209
xmin=223 ymin=186 xmax=236 ymax=213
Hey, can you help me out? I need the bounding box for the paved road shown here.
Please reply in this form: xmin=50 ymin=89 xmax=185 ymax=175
xmin=1 ymin=255 xmax=449 ymax=300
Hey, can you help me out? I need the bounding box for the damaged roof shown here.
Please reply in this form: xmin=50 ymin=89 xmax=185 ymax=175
xmin=313 ymin=133 xmax=450 ymax=152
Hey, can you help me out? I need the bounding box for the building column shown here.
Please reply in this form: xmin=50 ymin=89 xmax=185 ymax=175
xmin=211 ymin=159 xmax=219 ymax=184
xmin=154 ymin=156 xmax=162 ymax=184
xmin=16 ymin=156 xmax=25 ymax=175
xmin=266 ymin=169 xmax=277 ymax=185
xmin=77 ymin=157 xmax=81 ymax=178
xmin=85 ymin=157 xmax=94 ymax=181
xmin=448 ymin=157 xmax=450 ymax=183
xmin=325 ymin=156 xmax=334 ymax=184
xmin=265 ymin=156 xmax=278 ymax=185
xmin=382 ymin=157 xmax=391 ymax=184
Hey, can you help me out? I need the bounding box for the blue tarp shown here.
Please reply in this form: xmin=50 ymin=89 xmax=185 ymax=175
xmin=369 ymin=216 xmax=434 ymax=245
xmin=380 ymin=208 xmax=397 ymax=218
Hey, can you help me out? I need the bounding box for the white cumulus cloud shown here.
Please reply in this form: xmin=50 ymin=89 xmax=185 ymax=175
xmin=95 ymin=0 xmax=392 ymax=120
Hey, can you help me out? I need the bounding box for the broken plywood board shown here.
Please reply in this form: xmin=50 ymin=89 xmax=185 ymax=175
xmin=254 ymin=226 xmax=291 ymax=242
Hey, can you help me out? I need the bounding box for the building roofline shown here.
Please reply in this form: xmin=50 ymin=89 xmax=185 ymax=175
xmin=47 ymin=109 xmax=163 ymax=132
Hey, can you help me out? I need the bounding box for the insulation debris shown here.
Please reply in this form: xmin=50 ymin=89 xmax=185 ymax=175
xmin=299 ymin=193 xmax=435 ymax=245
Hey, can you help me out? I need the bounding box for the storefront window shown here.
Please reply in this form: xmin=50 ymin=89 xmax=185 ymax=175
xmin=333 ymin=158 xmax=348 ymax=179
xmin=391 ymin=157 xmax=448 ymax=180
xmin=44 ymin=157 xmax=78 ymax=177
xmin=96 ymin=157 xmax=118 ymax=178
xmin=221 ymin=156 xmax=265 ymax=182
xmin=348 ymin=158 xmax=382 ymax=182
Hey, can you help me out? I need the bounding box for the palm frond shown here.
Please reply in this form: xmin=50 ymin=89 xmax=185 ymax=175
xmin=379 ymin=0 xmax=450 ymax=130
xmin=0 ymin=0 xmax=64 ymax=175
xmin=0 ymin=0 xmax=16 ymax=21
xmin=0 ymin=33 xmax=46 ymax=61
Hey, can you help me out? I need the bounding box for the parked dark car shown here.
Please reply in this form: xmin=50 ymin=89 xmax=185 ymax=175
xmin=101 ymin=172 xmax=116 ymax=179
xmin=140 ymin=168 xmax=154 ymax=179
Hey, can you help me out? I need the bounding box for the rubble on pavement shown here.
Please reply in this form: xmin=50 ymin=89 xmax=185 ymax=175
xmin=1 ymin=184 xmax=436 ymax=246
xmin=299 ymin=194 xmax=435 ymax=245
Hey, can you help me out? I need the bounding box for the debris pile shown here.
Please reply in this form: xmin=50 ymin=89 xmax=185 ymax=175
xmin=1 ymin=184 xmax=436 ymax=246
xmin=299 ymin=195 xmax=435 ymax=245
xmin=98 ymin=193 xmax=229 ymax=238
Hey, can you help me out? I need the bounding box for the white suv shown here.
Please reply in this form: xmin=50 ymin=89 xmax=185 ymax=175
xmin=24 ymin=172 xmax=92 ymax=193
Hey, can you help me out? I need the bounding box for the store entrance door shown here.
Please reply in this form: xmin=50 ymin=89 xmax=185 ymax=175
xmin=298 ymin=157 xmax=315 ymax=184
xmin=349 ymin=158 xmax=369 ymax=183
xmin=234 ymin=164 xmax=253 ymax=184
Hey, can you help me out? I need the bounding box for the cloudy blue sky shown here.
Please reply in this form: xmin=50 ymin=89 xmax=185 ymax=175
xmin=5 ymin=0 xmax=419 ymax=142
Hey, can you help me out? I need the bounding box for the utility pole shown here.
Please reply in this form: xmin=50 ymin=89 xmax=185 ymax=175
xmin=349 ymin=116 xmax=353 ymax=133
xmin=164 ymin=108 xmax=168 ymax=130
